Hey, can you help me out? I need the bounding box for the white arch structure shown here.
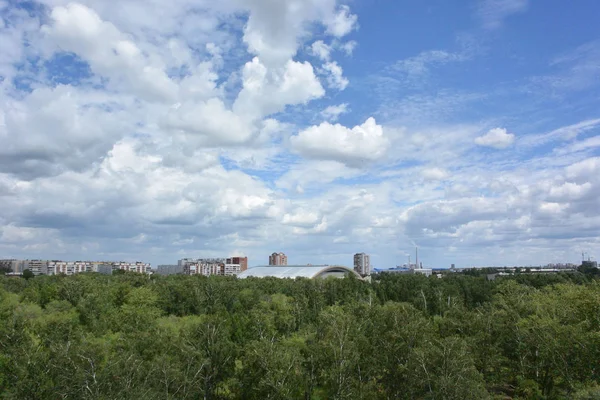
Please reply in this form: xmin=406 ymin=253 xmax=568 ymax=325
xmin=237 ymin=265 xmax=361 ymax=279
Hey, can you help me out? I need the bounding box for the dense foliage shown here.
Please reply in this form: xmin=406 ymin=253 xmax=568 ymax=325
xmin=1 ymin=271 xmax=599 ymax=399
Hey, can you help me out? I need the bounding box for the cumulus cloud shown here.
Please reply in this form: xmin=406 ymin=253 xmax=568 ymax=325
xmin=0 ymin=85 xmax=130 ymax=179
xmin=325 ymin=5 xmax=358 ymax=37
xmin=310 ymin=40 xmax=331 ymax=61
xmin=240 ymin=0 xmax=356 ymax=66
xmin=291 ymin=117 xmax=388 ymax=167
xmin=43 ymin=3 xmax=178 ymax=102
xmin=161 ymin=99 xmax=254 ymax=146
xmin=322 ymin=61 xmax=349 ymax=90
xmin=234 ymin=57 xmax=325 ymax=118
xmin=321 ymin=103 xmax=349 ymax=121
xmin=3 ymin=0 xmax=600 ymax=270
xmin=475 ymin=128 xmax=515 ymax=149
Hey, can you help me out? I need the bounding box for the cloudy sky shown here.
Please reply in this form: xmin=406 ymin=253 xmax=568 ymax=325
xmin=1 ymin=0 xmax=599 ymax=269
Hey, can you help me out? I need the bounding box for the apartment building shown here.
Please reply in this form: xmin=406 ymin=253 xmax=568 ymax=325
xmin=269 ymin=252 xmax=287 ymax=266
xmin=47 ymin=261 xmax=114 ymax=275
xmin=226 ymin=257 xmax=248 ymax=271
xmin=223 ymin=263 xmax=242 ymax=276
xmin=353 ymin=253 xmax=371 ymax=276
xmin=112 ymin=262 xmax=151 ymax=274
xmin=182 ymin=258 xmax=225 ymax=276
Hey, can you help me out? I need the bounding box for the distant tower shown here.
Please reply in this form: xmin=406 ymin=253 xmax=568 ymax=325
xmin=354 ymin=253 xmax=371 ymax=276
xmin=269 ymin=252 xmax=287 ymax=266
xmin=415 ymin=247 xmax=418 ymax=270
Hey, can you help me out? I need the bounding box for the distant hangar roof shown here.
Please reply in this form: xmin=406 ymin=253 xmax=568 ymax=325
xmin=237 ymin=265 xmax=361 ymax=279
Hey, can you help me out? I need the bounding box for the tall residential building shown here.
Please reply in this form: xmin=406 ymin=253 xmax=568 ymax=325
xmin=353 ymin=253 xmax=371 ymax=276
xmin=269 ymin=252 xmax=287 ymax=266
xmin=226 ymin=257 xmax=248 ymax=271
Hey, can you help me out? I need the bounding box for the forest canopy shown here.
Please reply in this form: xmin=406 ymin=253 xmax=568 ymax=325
xmin=1 ymin=271 xmax=599 ymax=399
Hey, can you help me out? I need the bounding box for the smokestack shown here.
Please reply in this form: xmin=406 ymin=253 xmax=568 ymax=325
xmin=415 ymin=247 xmax=418 ymax=270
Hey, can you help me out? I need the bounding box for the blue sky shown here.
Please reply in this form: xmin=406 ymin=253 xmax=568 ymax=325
xmin=0 ymin=0 xmax=599 ymax=269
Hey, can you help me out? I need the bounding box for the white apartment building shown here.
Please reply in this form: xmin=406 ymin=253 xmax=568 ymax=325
xmin=2 ymin=259 xmax=150 ymax=276
xmin=353 ymin=253 xmax=371 ymax=276
xmin=181 ymin=258 xmax=226 ymax=276
xmin=186 ymin=262 xmax=222 ymax=276
xmin=112 ymin=262 xmax=150 ymax=274
xmin=47 ymin=261 xmax=114 ymax=275
xmin=223 ymin=264 xmax=241 ymax=276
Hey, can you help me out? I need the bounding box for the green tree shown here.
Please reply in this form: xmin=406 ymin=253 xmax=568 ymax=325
xmin=22 ymin=269 xmax=34 ymax=280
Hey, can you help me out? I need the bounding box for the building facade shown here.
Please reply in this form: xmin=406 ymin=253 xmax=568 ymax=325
xmin=178 ymin=258 xmax=244 ymax=276
xmin=112 ymin=262 xmax=151 ymax=274
xmin=223 ymin=263 xmax=242 ymax=276
xmin=0 ymin=259 xmax=19 ymax=273
xmin=47 ymin=261 xmax=114 ymax=275
xmin=226 ymin=257 xmax=248 ymax=271
xmin=353 ymin=253 xmax=371 ymax=276
xmin=156 ymin=264 xmax=184 ymax=276
xmin=2 ymin=259 xmax=150 ymax=276
xmin=182 ymin=258 xmax=225 ymax=276
xmin=269 ymin=252 xmax=288 ymax=266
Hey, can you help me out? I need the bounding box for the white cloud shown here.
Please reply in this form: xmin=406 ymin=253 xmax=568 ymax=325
xmin=421 ymin=167 xmax=449 ymax=181
xmin=282 ymin=210 xmax=320 ymax=227
xmin=394 ymin=50 xmax=466 ymax=77
xmin=476 ymin=0 xmax=528 ymax=30
xmin=340 ymin=40 xmax=357 ymax=56
xmin=310 ymin=40 xmax=331 ymax=61
xmin=475 ymin=128 xmax=515 ymax=149
xmin=566 ymin=157 xmax=600 ymax=180
xmin=325 ymin=5 xmax=358 ymax=37
xmin=2 ymin=0 xmax=600 ymax=270
xmin=43 ymin=3 xmax=178 ymax=102
xmin=0 ymin=85 xmax=131 ymax=179
xmin=291 ymin=117 xmax=388 ymax=167
xmin=321 ymin=103 xmax=349 ymax=121
xmin=520 ymin=119 xmax=600 ymax=148
xmin=323 ymin=61 xmax=349 ymax=90
xmin=161 ymin=98 xmax=254 ymax=146
xmin=239 ymin=0 xmax=357 ymax=66
xmin=234 ymin=57 xmax=325 ymax=119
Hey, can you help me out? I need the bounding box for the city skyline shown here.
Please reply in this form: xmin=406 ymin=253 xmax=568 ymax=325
xmin=0 ymin=1 xmax=599 ymax=267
